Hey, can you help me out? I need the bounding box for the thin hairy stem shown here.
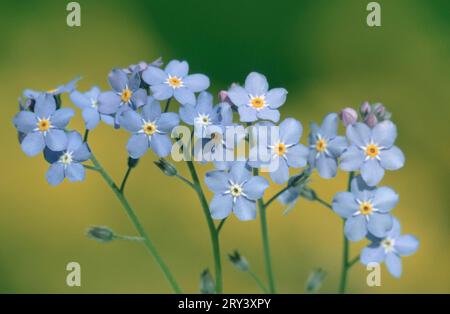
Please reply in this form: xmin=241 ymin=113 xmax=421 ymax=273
xmin=164 ymin=97 xmax=172 ymax=112
xmin=264 ymin=185 xmax=291 ymax=208
xmin=339 ymin=171 xmax=354 ymax=294
xmin=119 ymin=166 xmax=133 ymax=193
xmin=248 ymin=270 xmax=269 ymax=294
xmin=216 ymin=218 xmax=227 ymax=233
xmin=315 ymin=196 xmax=332 ymax=209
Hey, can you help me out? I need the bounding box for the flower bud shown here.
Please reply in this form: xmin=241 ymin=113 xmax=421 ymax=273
xmin=86 ymin=226 xmax=115 ymax=243
xmin=128 ymin=157 xmax=140 ymax=168
xmin=218 ymin=90 xmax=229 ymax=103
xmin=373 ymin=103 xmax=385 ymax=117
xmin=154 ymin=158 xmax=177 ymax=176
xmin=305 ymin=268 xmax=327 ymax=293
xmin=364 ymin=113 xmax=378 ymax=128
xmin=339 ymin=107 xmax=358 ymax=127
xmin=199 ymin=269 xmax=216 ymax=294
xmin=300 ymin=187 xmax=317 ymax=201
xmin=228 ymin=251 xmax=249 ymax=272
xmin=360 ymin=101 xmax=371 ymax=116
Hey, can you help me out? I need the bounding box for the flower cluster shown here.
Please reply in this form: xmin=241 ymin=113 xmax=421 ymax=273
xmin=12 ymin=58 xmax=418 ymax=281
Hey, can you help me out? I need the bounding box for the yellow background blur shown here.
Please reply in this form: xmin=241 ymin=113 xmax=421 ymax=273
xmin=0 ymin=0 xmax=449 ymax=293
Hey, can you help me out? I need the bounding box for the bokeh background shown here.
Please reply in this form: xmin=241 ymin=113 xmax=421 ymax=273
xmin=0 ymin=0 xmax=449 ymax=293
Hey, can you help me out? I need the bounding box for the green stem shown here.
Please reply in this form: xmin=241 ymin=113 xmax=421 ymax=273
xmin=264 ymin=185 xmax=291 ymax=208
xmin=254 ymin=169 xmax=276 ymax=294
xmin=216 ymin=218 xmax=227 ymax=233
xmin=114 ymin=234 xmax=144 ymax=242
xmin=339 ymin=171 xmax=354 ymax=294
xmin=164 ymin=97 xmax=172 ymax=112
xmin=83 ymin=130 xmax=89 ymax=142
xmin=315 ymin=196 xmax=332 ymax=209
xmin=186 ymin=160 xmax=223 ymax=293
xmin=119 ymin=166 xmax=133 ymax=193
xmin=248 ymin=270 xmax=269 ymax=294
xmin=90 ymin=153 xmax=182 ymax=293
xmin=348 ymin=255 xmax=360 ymax=268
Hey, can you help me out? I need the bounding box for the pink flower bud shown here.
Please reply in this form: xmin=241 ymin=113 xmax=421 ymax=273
xmin=364 ymin=113 xmax=378 ymax=128
xmin=339 ymin=107 xmax=358 ymax=127
xmin=360 ymin=101 xmax=371 ymax=116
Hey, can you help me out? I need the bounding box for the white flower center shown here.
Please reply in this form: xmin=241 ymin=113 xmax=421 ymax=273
xmin=141 ymin=121 xmax=158 ymax=136
xmin=224 ymin=180 xmax=248 ymax=203
xmin=382 ymin=237 xmax=396 ymax=253
xmin=165 ymin=75 xmax=184 ymax=89
xmin=60 ymin=151 xmax=73 ymax=165
xmin=195 ymin=113 xmax=212 ymax=126
xmin=91 ymin=98 xmax=98 ymax=109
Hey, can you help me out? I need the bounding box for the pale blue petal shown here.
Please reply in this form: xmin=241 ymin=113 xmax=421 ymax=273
xmin=361 ymin=159 xmax=385 ymax=186
xmin=286 ymin=144 xmax=309 ymax=168
xmin=128 ymin=71 xmax=141 ymax=91
xmin=157 ymin=112 xmax=180 ymax=133
xmin=332 ymin=192 xmax=359 ymax=218
xmin=44 ymin=147 xmax=63 ymax=164
xmin=385 ymin=252 xmax=402 ymax=278
xmin=344 ymin=215 xmax=368 ymax=242
xmin=21 ymin=132 xmax=45 ymax=156
xmin=360 ymin=245 xmax=386 ymax=265
xmin=340 ymin=146 xmax=365 ymax=171
xmin=142 ymin=67 xmax=167 ymax=85
xmin=179 ymin=104 xmax=196 ymax=125
xmin=35 ymin=94 xmax=56 ymax=118
xmin=131 ymin=88 xmax=147 ymax=108
xmin=183 ymin=74 xmax=210 ymax=92
xmin=346 ymin=122 xmax=371 ymax=147
xmin=142 ymin=99 xmax=162 ymax=121
xmin=66 ymin=131 xmax=82 ymax=152
xmin=350 ymin=175 xmax=375 ymax=200
xmin=257 ymin=108 xmax=280 ymax=122
xmin=51 ymin=108 xmax=74 ymax=129
xmin=65 ymin=163 xmax=86 ymax=182
xmin=126 ymin=133 xmax=149 ymax=159
xmin=165 ymin=60 xmax=189 ymax=77
xmin=320 ymin=113 xmax=339 ymax=138
xmin=100 ymin=114 xmax=115 ymax=126
xmin=372 ymin=187 xmax=399 ymax=212
xmin=238 ymin=106 xmax=257 ymax=122
xmin=108 ymin=68 xmax=128 ymax=92
xmin=205 ymin=170 xmax=229 ymax=194
xmin=151 ymin=83 xmax=173 ymax=101
xmin=316 ymin=153 xmax=338 ymax=179
xmin=72 ymin=143 xmax=91 ymax=162
xmin=14 ymin=111 xmax=37 ymax=133
xmin=270 ymin=157 xmax=289 ymax=184
xmin=150 ymin=133 xmax=172 ymax=157
xmin=379 ymin=146 xmax=405 ymax=170
xmin=45 ymin=129 xmax=67 ymax=151
xmin=46 ymin=163 xmax=65 ymax=186
xmin=119 ymin=110 xmax=142 ymax=133
xmin=245 ymin=72 xmax=269 ymax=96
xmin=82 ymin=108 xmax=100 ymax=130
xmin=394 ymin=235 xmax=419 ymax=256
xmin=230 ymin=161 xmax=251 ymax=184
xmin=372 ymin=120 xmax=397 ymax=148
xmin=210 ymin=194 xmax=233 ymax=220
xmin=243 ymin=176 xmax=269 ymax=200
xmin=227 ymin=85 xmax=249 ymax=106
xmin=70 ymin=90 xmax=90 ymax=109
xmin=265 ymin=88 xmax=287 ymax=109
xmin=98 ymin=91 xmax=121 ymax=114
xmin=368 ymin=213 xmax=393 ymax=238
xmin=234 ymin=197 xmax=257 ymax=221
xmin=196 ymin=91 xmax=213 ymax=113
xmin=387 ymin=217 xmax=401 ymax=238
xmin=279 ymin=118 xmax=302 ymax=144
xmin=174 ymin=87 xmax=195 ymax=105
xmin=327 ymin=136 xmax=348 ymax=157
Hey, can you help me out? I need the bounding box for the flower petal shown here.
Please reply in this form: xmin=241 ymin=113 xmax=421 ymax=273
xmin=346 ymin=122 xmax=371 ymax=147
xmin=270 ymin=157 xmax=290 ymax=184
xmin=238 ymin=106 xmax=257 ymax=122
xmin=142 ymin=98 xmax=162 ymax=121
xmin=151 ymin=83 xmax=173 ymax=101
xmin=21 ymin=132 xmax=45 ymax=156
xmin=210 ymin=194 xmax=233 ymax=220
xmin=280 ymin=118 xmax=302 ymax=144
xmin=65 ymin=163 xmax=86 ymax=182
xmin=372 ymin=120 xmax=397 ymax=148
xmin=230 ymin=161 xmax=251 ymax=184
xmin=108 ymin=68 xmax=128 ymax=92
xmin=285 ymin=144 xmax=309 ymax=168
xmin=128 ymin=71 xmax=141 ymax=91
xmin=98 ymin=91 xmax=121 ymax=114
xmin=332 ymin=192 xmax=359 ymax=218
xmin=14 ymin=111 xmax=37 ymax=133
xmin=372 ymin=187 xmax=399 ymax=212
xmin=126 ymin=133 xmax=149 ymax=159
xmin=234 ymin=197 xmax=257 ymax=221
xmin=157 ymin=112 xmax=180 ymax=133
xmin=344 ymin=215 xmax=367 ymax=242
xmin=385 ymin=252 xmax=402 ymax=278
xmin=367 ymin=213 xmax=393 ymax=238
xmin=72 ymin=143 xmax=91 ymax=162
xmin=183 ymin=74 xmax=210 ymax=92
xmin=174 ymin=87 xmax=196 ymax=105
xmin=243 ymin=176 xmax=269 ymax=200
xmin=227 ymin=85 xmax=249 ymax=106
xmin=320 ymin=113 xmax=339 ymax=138
xmin=150 ymin=133 xmax=172 ymax=157
xmin=179 ymin=104 xmax=196 ymax=125
xmin=205 ymin=170 xmax=229 ymax=194
xmin=265 ymin=88 xmax=287 ymax=109
xmin=51 ymin=108 xmax=74 ymax=129
xmin=46 ymin=163 xmax=65 ymax=186
xmin=45 ymin=129 xmax=68 ymax=151
xmin=119 ymin=110 xmax=142 ymax=133
xmin=361 ymin=159 xmax=385 ymax=186
xmin=165 ymin=60 xmax=189 ymax=77
xmin=82 ymin=107 xmax=100 ymax=130
xmin=131 ymin=88 xmax=147 ymax=108
xmin=245 ymin=72 xmax=268 ymax=96
xmin=360 ymin=245 xmax=386 ymax=265
xmin=394 ymin=235 xmax=419 ymax=256
xmin=196 ymin=91 xmax=214 ymax=113
xmin=35 ymin=94 xmax=56 ymax=118
xmin=70 ymin=90 xmax=91 ymax=109
xmin=379 ymin=146 xmax=405 ymax=170
xmin=340 ymin=146 xmax=365 ymax=171
xmin=257 ymin=108 xmax=280 ymax=122
xmin=142 ymin=67 xmax=167 ymax=85
xmin=327 ymin=136 xmax=348 ymax=157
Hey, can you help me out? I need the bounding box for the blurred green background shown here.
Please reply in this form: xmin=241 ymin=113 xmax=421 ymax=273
xmin=1 ymin=0 xmax=449 ymax=293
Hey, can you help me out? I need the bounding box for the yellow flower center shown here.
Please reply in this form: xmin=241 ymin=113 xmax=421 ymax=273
xmin=359 ymin=202 xmax=373 ymax=215
xmin=143 ymin=122 xmax=157 ymax=135
xmin=250 ymin=97 xmax=265 ymax=109
xmin=315 ymin=138 xmax=327 ymax=152
xmin=168 ymin=76 xmax=182 ymax=88
xmin=274 ymin=143 xmax=287 ymax=156
xmin=37 ymin=119 xmax=51 ymax=132
xmin=121 ymin=88 xmax=133 ymax=103
xmin=365 ymin=144 xmax=379 ymax=158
